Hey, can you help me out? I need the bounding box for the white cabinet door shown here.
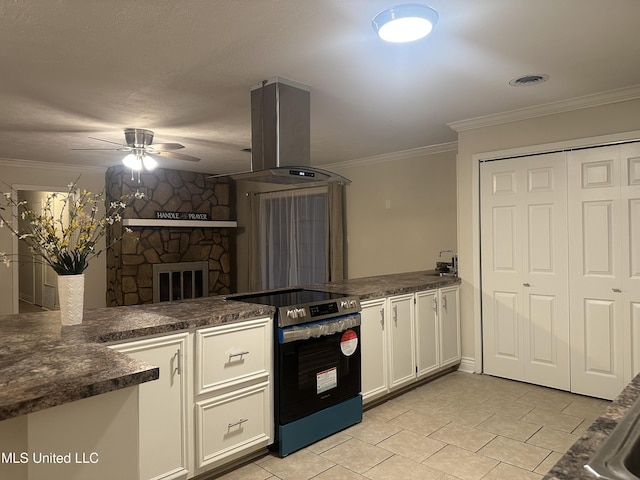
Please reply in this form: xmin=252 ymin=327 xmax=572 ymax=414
xmin=112 ymin=333 xmax=190 ymax=480
xmin=388 ymin=293 xmax=416 ymax=390
xmin=415 ymin=290 xmax=439 ymax=378
xmin=481 ymin=152 xmax=570 ymax=391
xmin=439 ymin=286 xmax=461 ymax=369
xmin=360 ymin=298 xmax=388 ymax=403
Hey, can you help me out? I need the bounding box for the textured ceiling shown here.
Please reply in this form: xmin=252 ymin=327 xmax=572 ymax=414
xmin=1 ymin=0 xmax=639 ymax=174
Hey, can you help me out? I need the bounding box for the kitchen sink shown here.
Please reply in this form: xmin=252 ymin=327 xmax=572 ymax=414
xmin=586 ymin=397 xmax=640 ymax=479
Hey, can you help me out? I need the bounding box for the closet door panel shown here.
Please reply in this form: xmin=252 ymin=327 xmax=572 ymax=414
xmin=481 ymin=152 xmax=569 ymax=389
xmin=622 ymin=144 xmax=640 ymax=382
xmin=569 ymin=146 xmax=624 ymax=399
xmin=522 ymin=157 xmax=569 ymax=389
xmin=481 ymin=160 xmax=524 ymax=381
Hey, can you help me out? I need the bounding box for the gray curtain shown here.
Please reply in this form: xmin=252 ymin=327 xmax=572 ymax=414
xmin=327 ymin=181 xmax=345 ymax=282
xmin=247 ymin=183 xmax=346 ymax=291
xmin=248 ymin=192 xmax=262 ymax=292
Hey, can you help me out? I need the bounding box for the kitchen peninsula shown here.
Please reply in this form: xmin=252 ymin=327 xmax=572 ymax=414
xmin=0 ymin=271 xmax=459 ymax=480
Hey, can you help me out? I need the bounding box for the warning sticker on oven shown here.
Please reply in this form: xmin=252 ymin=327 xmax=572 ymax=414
xmin=317 ymin=367 xmax=338 ymax=394
xmin=340 ymin=329 xmax=358 ymax=356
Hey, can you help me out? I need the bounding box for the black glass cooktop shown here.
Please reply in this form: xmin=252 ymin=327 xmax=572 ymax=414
xmin=231 ymin=288 xmax=348 ymax=308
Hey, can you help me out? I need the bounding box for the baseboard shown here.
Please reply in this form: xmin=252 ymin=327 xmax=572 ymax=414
xmin=457 ymin=356 xmax=476 ymax=374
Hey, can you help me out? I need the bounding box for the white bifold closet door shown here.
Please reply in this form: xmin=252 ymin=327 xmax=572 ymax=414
xmin=568 ymin=143 xmax=640 ymax=399
xmin=481 ymin=152 xmax=570 ymax=391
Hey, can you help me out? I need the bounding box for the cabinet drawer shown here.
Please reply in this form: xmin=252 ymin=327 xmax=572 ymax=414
xmin=194 ymin=381 xmax=271 ymax=469
xmin=195 ymin=317 xmax=271 ymax=395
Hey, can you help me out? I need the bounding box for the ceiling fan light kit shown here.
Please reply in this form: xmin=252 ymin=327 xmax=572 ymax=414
xmin=372 ymin=3 xmax=438 ymax=43
xmin=73 ymin=127 xmax=200 ymax=181
xmin=122 ymin=151 xmax=157 ymax=172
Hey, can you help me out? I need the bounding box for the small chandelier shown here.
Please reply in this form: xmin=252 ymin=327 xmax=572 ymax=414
xmin=372 ymin=4 xmax=438 ymax=43
xmin=122 ymin=149 xmax=157 ymax=181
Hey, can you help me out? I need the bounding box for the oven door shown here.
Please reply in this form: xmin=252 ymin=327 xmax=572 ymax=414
xmin=277 ymin=313 xmax=361 ymax=425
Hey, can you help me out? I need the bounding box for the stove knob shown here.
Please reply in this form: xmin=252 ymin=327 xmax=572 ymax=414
xmin=349 ymin=300 xmax=357 ymax=308
xmin=296 ymin=308 xmax=306 ymax=318
xmin=340 ymin=300 xmax=349 ymax=309
xmin=287 ymin=308 xmax=298 ymax=319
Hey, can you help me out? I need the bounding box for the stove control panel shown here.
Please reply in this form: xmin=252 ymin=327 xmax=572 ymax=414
xmin=286 ymin=307 xmax=307 ymax=320
xmin=278 ymin=296 xmax=361 ymax=327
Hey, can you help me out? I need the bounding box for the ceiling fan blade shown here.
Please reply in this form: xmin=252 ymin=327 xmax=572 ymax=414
xmin=71 ymin=146 xmax=132 ymax=152
xmin=147 ymin=143 xmax=185 ymax=151
xmin=152 ymin=150 xmax=201 ymax=162
xmin=88 ymin=136 xmax=129 ymax=147
xmin=71 ymin=148 xmax=121 ymax=151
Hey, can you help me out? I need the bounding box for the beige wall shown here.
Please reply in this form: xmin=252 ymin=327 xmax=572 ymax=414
xmin=0 ymin=163 xmax=107 ymax=316
xmin=456 ymin=98 xmax=640 ymax=367
xmin=331 ymin=147 xmax=458 ymax=279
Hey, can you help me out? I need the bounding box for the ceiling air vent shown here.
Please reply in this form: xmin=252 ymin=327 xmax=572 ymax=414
xmin=509 ymin=74 xmax=549 ymax=87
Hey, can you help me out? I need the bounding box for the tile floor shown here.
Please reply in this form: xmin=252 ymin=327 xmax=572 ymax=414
xmin=216 ymin=372 xmax=610 ymax=480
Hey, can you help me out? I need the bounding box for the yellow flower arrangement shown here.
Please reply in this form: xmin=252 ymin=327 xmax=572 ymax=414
xmin=0 ymin=179 xmax=144 ymax=275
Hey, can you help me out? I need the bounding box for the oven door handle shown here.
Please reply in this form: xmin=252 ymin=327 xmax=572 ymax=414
xmin=279 ymin=314 xmax=361 ymax=344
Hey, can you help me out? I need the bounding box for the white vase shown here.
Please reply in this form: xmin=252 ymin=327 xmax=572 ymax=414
xmin=58 ymin=274 xmax=85 ymax=326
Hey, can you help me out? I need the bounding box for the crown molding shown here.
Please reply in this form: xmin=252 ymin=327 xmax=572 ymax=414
xmin=323 ymin=141 xmax=458 ymax=170
xmin=0 ymin=158 xmax=107 ymax=174
xmin=448 ymin=84 xmax=640 ymax=132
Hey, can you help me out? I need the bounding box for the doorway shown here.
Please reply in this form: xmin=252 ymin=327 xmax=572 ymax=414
xmin=15 ymin=188 xmax=67 ymax=314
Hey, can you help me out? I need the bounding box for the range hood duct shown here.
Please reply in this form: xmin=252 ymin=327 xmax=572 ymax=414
xmin=231 ymin=77 xmax=350 ymax=186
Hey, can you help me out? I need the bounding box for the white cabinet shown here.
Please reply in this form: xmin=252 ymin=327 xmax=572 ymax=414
xmin=415 ymin=286 xmax=461 ymax=376
xmin=193 ymin=317 xmax=272 ymax=474
xmin=110 ymin=316 xmax=272 ymax=479
xmin=360 ymin=298 xmax=388 ymax=403
xmin=388 ymin=293 xmax=417 ymax=390
xmin=111 ymin=332 xmax=190 ymax=480
xmin=361 ymin=286 xmax=460 ymax=405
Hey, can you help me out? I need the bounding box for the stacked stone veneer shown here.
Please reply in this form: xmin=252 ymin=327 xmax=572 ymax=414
xmin=105 ymin=165 xmax=234 ymax=307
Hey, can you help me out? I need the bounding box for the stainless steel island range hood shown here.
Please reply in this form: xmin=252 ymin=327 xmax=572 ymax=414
xmin=230 ymin=77 xmax=351 ymax=186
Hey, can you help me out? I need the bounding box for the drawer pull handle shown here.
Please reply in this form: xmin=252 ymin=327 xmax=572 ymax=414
xmin=442 ymin=295 xmax=447 ymax=312
xmin=393 ymin=304 xmax=398 ymax=323
xmin=228 ymin=418 xmax=248 ymax=429
xmin=612 ymin=288 xmax=622 ymax=293
xmin=228 ymin=351 xmax=250 ymax=361
xmin=380 ymin=307 xmax=385 ymax=327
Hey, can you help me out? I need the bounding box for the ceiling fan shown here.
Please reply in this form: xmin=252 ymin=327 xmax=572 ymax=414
xmin=73 ymin=128 xmax=201 ymax=172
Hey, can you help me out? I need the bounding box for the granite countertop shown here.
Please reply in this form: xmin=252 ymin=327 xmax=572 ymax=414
xmin=0 ymin=297 xmax=274 ymax=421
xmin=310 ymin=270 xmax=461 ymax=300
xmin=0 ymin=270 xmax=458 ymax=422
xmin=544 ymin=373 xmax=640 ymax=479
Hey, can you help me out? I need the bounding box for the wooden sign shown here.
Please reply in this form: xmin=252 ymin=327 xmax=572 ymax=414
xmin=155 ymin=211 xmax=209 ymax=221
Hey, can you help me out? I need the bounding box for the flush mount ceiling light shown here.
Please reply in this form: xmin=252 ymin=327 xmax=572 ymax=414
xmin=372 ymin=4 xmax=438 ymax=43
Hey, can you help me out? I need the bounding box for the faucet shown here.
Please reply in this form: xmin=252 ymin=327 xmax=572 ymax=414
xmin=439 ymin=250 xmax=458 ymax=276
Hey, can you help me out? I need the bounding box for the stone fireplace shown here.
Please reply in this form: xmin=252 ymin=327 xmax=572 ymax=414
xmin=105 ymin=165 xmax=234 ymax=307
